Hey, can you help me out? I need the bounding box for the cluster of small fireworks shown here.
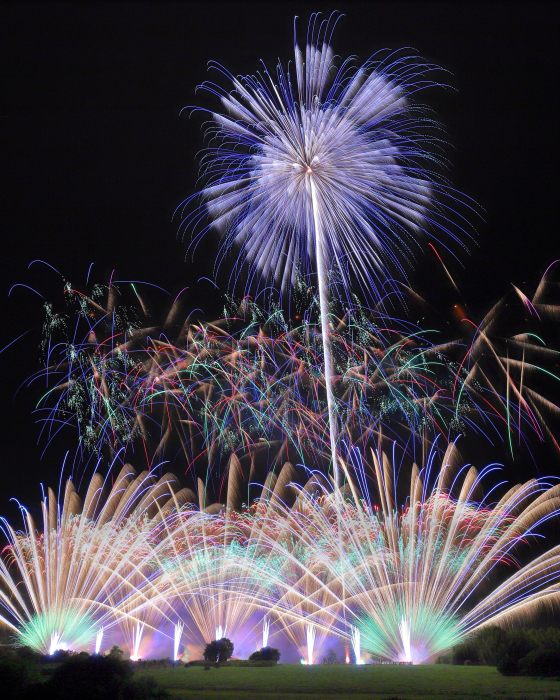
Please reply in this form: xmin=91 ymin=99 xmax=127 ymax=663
xmin=32 ymin=263 xmax=560 ymax=498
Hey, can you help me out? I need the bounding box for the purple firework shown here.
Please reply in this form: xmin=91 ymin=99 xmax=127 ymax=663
xmin=182 ymin=12 xmax=469 ymax=490
xmin=183 ymin=13 xmax=465 ymax=299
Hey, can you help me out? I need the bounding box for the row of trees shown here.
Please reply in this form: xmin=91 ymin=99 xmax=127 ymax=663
xmin=202 ymin=637 xmax=281 ymax=665
xmin=442 ymin=627 xmax=560 ymax=676
xmin=0 ymin=646 xmax=170 ymax=700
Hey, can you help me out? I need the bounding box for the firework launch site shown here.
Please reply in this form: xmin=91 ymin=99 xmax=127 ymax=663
xmin=1 ymin=4 xmax=560 ymax=700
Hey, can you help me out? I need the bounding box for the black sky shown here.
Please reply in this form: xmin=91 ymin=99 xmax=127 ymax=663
xmin=1 ymin=1 xmax=559 ymax=510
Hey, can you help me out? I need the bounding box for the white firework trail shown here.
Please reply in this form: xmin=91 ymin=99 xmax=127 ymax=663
xmin=262 ymin=616 xmax=270 ymax=648
xmin=49 ymin=631 xmax=63 ymax=656
xmin=306 ymin=623 xmax=316 ymax=665
xmin=131 ymin=621 xmax=145 ymax=661
xmin=174 ymin=622 xmax=184 ymax=661
xmin=351 ymin=625 xmax=363 ymax=664
xmin=399 ymin=617 xmax=412 ymax=663
xmin=95 ymin=627 xmax=103 ymax=655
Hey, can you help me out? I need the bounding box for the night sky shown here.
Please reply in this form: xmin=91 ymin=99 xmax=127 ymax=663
xmin=1 ymin=1 xmax=559 ymax=512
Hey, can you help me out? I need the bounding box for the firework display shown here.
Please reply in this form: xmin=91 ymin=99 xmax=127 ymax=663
xmin=2 ymin=12 xmax=560 ymax=668
xmin=1 ymin=445 xmax=560 ymax=663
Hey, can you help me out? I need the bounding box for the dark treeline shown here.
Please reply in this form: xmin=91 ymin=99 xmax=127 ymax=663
xmin=439 ymin=626 xmax=560 ymax=677
xmin=0 ymin=645 xmax=170 ymax=700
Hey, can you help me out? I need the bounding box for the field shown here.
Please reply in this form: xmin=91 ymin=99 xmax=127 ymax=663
xmin=136 ymin=664 xmax=560 ymax=700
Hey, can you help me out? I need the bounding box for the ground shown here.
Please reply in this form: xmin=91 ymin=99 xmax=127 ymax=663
xmin=136 ymin=664 xmax=560 ymax=700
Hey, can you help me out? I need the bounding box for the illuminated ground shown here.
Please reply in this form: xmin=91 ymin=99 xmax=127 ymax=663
xmin=136 ymin=664 xmax=560 ymax=699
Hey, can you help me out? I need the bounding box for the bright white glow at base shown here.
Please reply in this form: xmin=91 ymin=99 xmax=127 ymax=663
xmin=174 ymin=622 xmax=184 ymax=661
xmin=95 ymin=627 xmax=103 ymax=655
xmin=306 ymin=623 xmax=316 ymax=665
xmin=49 ymin=631 xmax=63 ymax=656
xmin=399 ymin=617 xmax=412 ymax=663
xmin=262 ymin=617 xmax=270 ymax=649
xmin=215 ymin=625 xmax=226 ymax=640
xmin=131 ymin=622 xmax=145 ymax=661
xmin=351 ymin=625 xmax=364 ymax=664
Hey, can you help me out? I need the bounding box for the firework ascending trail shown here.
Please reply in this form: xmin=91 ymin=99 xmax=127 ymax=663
xmin=351 ymin=625 xmax=363 ymax=665
xmin=305 ymin=624 xmax=316 ymax=666
xmin=182 ymin=13 xmax=472 ymax=491
xmin=95 ymin=628 xmax=103 ymax=655
xmin=130 ymin=622 xmax=145 ymax=661
xmin=262 ymin=617 xmax=270 ymax=649
xmin=399 ymin=618 xmax=412 ymax=663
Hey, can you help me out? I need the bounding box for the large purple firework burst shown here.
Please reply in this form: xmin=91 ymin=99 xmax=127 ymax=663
xmin=181 ymin=12 xmax=471 ymax=301
xmin=180 ymin=12 xmax=476 ymax=492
